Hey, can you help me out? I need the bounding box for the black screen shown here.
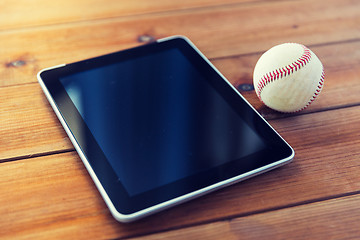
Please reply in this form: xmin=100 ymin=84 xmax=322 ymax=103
xmin=59 ymin=47 xmax=267 ymax=196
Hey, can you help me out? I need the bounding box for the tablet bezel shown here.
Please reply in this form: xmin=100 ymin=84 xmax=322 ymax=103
xmin=38 ymin=36 xmax=294 ymax=222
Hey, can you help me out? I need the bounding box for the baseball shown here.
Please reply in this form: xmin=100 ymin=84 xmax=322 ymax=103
xmin=253 ymin=43 xmax=325 ymax=112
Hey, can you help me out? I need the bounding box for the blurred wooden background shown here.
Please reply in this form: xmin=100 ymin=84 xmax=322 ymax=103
xmin=1 ymin=0 xmax=360 ymax=239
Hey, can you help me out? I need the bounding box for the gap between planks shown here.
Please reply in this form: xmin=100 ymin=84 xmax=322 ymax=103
xmin=0 ymin=148 xmax=75 ymax=164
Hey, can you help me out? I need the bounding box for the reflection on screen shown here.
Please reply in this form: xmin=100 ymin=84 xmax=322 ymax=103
xmin=60 ymin=48 xmax=266 ymax=196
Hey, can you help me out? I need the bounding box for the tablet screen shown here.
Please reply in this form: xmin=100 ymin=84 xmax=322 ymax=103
xmin=59 ymin=47 xmax=266 ymax=196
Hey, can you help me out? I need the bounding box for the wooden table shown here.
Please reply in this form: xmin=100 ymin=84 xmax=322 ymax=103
xmin=1 ymin=0 xmax=360 ymax=239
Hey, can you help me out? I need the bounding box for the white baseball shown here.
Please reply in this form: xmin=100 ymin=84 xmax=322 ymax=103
xmin=253 ymin=43 xmax=325 ymax=113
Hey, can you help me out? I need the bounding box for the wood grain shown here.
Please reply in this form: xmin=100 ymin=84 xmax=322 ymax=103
xmin=0 ymin=0 xmax=258 ymax=31
xmin=0 ymin=84 xmax=72 ymax=162
xmin=129 ymin=194 xmax=360 ymax=240
xmin=0 ymin=0 xmax=359 ymax=87
xmin=1 ymin=106 xmax=360 ymax=239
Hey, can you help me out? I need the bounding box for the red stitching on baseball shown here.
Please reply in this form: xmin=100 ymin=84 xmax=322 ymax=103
xmin=295 ymin=69 xmax=325 ymax=112
xmin=256 ymin=44 xmax=318 ymax=112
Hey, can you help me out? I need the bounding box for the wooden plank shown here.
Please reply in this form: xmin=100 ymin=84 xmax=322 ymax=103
xmin=1 ymin=106 xmax=360 ymax=239
xmin=129 ymin=194 xmax=360 ymax=239
xmin=0 ymin=0 xmax=260 ymax=31
xmin=1 ymin=40 xmax=360 ymax=161
xmin=0 ymin=0 xmax=359 ymax=87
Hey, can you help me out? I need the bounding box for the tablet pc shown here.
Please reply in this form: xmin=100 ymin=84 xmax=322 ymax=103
xmin=38 ymin=36 xmax=294 ymax=223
